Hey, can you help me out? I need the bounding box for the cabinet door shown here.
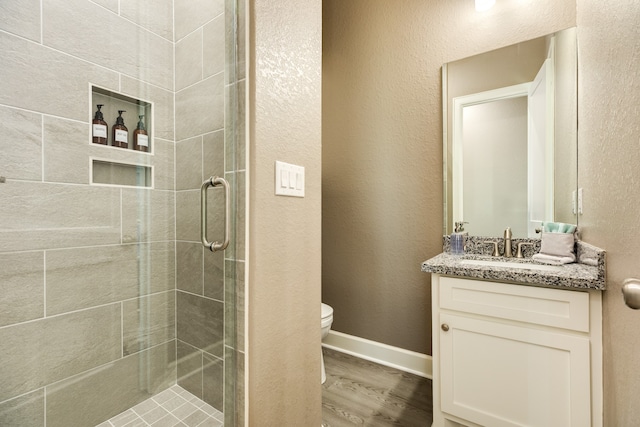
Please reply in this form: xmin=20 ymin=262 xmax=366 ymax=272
xmin=439 ymin=313 xmax=591 ymax=427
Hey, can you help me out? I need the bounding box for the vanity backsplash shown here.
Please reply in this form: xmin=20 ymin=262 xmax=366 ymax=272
xmin=436 ymin=235 xmax=607 ymax=290
xmin=442 ymin=235 xmax=604 ymax=263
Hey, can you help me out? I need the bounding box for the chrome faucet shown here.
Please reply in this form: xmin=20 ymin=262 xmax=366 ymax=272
xmin=503 ymin=227 xmax=513 ymax=258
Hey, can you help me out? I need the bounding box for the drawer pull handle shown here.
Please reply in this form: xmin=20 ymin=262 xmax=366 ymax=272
xmin=441 ymin=324 xmax=450 ymax=332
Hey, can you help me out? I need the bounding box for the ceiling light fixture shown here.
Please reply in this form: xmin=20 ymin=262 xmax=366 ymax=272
xmin=475 ymin=0 xmax=495 ymax=12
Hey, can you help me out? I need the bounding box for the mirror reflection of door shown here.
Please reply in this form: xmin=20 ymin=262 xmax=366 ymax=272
xmin=461 ymin=95 xmax=528 ymax=237
xmin=452 ymin=84 xmax=529 ymax=237
xmin=453 ymin=55 xmax=556 ymax=239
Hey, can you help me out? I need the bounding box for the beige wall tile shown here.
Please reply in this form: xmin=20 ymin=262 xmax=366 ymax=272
xmin=202 ymin=353 xmax=223 ymax=410
xmin=204 ymin=249 xmax=224 ymax=301
xmin=177 ymin=241 xmax=203 ymax=294
xmin=0 ymin=105 xmax=42 ymax=181
xmin=121 ymin=76 xmax=175 ymax=141
xmin=0 ymin=304 xmax=121 ymax=402
xmin=176 ymin=30 xmax=203 ymax=91
xmin=153 ymin=138 xmax=175 ymax=191
xmin=180 ymin=183 xmax=225 ymax=247
xmin=0 ymin=181 xmax=120 ymax=252
xmin=177 ymin=340 xmax=203 ymax=398
xmin=91 ymin=0 xmax=118 ymax=13
xmin=43 ymin=0 xmax=173 ymax=90
xmin=0 ymin=31 xmax=118 ymax=121
xmin=123 ymin=291 xmax=176 ymax=356
xmin=0 ymin=251 xmax=44 ymax=327
xmin=225 ymin=260 xmax=244 ymax=353
xmin=120 ymin=0 xmax=174 ymax=41
xmin=43 ymin=116 xmax=90 ymax=184
xmin=203 ymin=16 xmax=225 ymax=78
xmin=176 ymin=190 xmax=200 ymax=242
xmin=46 ymin=242 xmax=175 ymax=315
xmin=0 ymin=0 xmax=41 ymax=42
xmin=0 ymin=389 xmax=44 ymax=427
xmin=223 ymin=348 xmax=243 ymax=423
xmin=206 ymin=185 xmax=226 ymax=244
xmin=227 ymin=349 xmax=244 ymax=426
xmin=225 ymin=80 xmax=246 ymax=173
xmin=175 ymin=74 xmax=224 ymax=140
xmin=176 ymin=291 xmax=223 ymax=357
xmin=202 ymin=130 xmax=225 ymax=179
xmin=122 ymin=189 xmax=175 ymax=243
xmin=174 ymin=0 xmax=224 ymax=42
xmin=176 ymin=137 xmax=204 ymax=190
xmin=148 ymin=241 xmax=177 ymax=291
xmin=46 ymin=341 xmax=176 ymax=427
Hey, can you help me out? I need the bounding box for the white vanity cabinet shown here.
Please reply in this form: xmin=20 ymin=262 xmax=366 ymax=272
xmin=431 ymin=275 xmax=602 ymax=427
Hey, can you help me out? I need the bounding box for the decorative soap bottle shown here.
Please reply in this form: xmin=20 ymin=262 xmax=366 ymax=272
xmin=112 ymin=110 xmax=128 ymax=149
xmin=133 ymin=115 xmax=149 ymax=152
xmin=92 ymin=104 xmax=108 ymax=145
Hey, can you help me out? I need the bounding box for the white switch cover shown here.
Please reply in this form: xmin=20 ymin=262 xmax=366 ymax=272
xmin=275 ymin=161 xmax=305 ymax=197
xmin=578 ymin=188 xmax=583 ymax=214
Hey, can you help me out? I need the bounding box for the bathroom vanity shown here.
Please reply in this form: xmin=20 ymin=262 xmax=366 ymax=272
xmin=422 ymin=241 xmax=605 ymax=427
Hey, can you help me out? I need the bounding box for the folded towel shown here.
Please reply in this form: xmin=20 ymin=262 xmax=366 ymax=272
xmin=540 ymin=232 xmax=575 ymax=257
xmin=543 ymin=222 xmax=577 ymax=234
xmin=532 ymin=253 xmax=576 ymax=265
xmin=578 ymin=253 xmax=598 ymax=266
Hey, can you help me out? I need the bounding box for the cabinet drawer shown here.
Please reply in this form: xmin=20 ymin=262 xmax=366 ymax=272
xmin=439 ymin=276 xmax=590 ymax=332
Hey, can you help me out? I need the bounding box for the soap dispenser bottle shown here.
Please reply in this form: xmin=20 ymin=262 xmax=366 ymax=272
xmin=450 ymin=221 xmax=468 ymax=255
xmin=92 ymin=104 xmax=108 ymax=145
xmin=133 ymin=115 xmax=149 ymax=152
xmin=112 ymin=110 xmax=128 ymax=149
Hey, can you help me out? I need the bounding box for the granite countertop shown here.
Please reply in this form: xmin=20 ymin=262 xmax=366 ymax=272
xmin=421 ymin=237 xmax=606 ymax=291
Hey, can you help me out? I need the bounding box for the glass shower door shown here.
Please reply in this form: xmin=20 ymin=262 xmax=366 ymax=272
xmin=0 ymin=0 xmax=243 ymax=425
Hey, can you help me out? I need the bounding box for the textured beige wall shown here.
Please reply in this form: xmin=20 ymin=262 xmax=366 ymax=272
xmin=247 ymin=0 xmax=323 ymax=425
xmin=576 ymin=0 xmax=640 ymax=424
xmin=322 ymin=0 xmax=575 ymax=355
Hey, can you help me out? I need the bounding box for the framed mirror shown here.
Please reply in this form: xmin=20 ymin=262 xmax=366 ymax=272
xmin=443 ymin=27 xmax=577 ymax=238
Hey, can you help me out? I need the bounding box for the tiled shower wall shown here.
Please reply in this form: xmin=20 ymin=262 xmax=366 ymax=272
xmin=0 ymin=0 xmax=244 ymax=426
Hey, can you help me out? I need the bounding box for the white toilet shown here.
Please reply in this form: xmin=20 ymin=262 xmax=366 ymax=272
xmin=321 ymin=303 xmax=334 ymax=384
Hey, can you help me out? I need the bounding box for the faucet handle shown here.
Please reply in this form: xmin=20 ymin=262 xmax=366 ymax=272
xmin=516 ymin=242 xmax=534 ymax=258
xmin=483 ymin=240 xmax=500 ymax=257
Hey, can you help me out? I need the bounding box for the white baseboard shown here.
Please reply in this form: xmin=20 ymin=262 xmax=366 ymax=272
xmin=322 ymin=330 xmax=433 ymax=379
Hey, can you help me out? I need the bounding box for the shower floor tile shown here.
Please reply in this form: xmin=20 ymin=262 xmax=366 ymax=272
xmin=98 ymin=385 xmax=223 ymax=427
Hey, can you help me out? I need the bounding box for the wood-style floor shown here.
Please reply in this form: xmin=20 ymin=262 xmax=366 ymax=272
xmin=322 ymin=348 xmax=433 ymax=426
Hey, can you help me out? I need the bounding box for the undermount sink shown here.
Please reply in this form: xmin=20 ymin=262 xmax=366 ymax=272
xmin=459 ymin=259 xmax=564 ymax=272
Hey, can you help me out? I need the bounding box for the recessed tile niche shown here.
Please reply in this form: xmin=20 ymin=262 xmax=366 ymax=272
xmin=90 ymin=86 xmax=154 ymax=188
xmin=92 ymin=160 xmax=152 ymax=188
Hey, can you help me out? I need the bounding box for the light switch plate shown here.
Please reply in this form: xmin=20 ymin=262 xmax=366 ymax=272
xmin=578 ymin=188 xmax=583 ymax=214
xmin=275 ymin=161 xmax=305 ymax=197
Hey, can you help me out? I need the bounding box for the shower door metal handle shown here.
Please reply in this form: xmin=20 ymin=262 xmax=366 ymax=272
xmin=201 ymin=176 xmax=230 ymax=252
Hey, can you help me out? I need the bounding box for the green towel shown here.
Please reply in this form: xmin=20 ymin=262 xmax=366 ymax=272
xmin=543 ymin=222 xmax=576 ymax=234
